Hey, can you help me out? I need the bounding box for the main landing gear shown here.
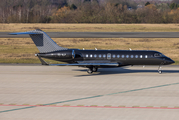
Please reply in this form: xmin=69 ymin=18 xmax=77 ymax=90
xmin=158 ymin=65 xmax=162 ymax=74
xmin=87 ymin=67 xmax=98 ymax=74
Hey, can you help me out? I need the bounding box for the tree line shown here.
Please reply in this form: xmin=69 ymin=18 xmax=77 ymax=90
xmin=1 ymin=0 xmax=179 ymax=23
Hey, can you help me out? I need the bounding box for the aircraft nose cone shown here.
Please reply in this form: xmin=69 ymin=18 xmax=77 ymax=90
xmin=166 ymin=58 xmax=175 ymax=64
xmin=171 ymin=59 xmax=175 ymax=64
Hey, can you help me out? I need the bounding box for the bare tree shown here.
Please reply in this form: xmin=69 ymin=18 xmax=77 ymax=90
xmin=172 ymin=0 xmax=179 ymax=4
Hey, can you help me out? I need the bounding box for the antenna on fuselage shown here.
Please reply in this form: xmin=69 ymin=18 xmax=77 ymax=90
xmin=129 ymin=48 xmax=132 ymax=51
xmin=95 ymin=48 xmax=97 ymax=50
xmin=83 ymin=48 xmax=85 ymax=50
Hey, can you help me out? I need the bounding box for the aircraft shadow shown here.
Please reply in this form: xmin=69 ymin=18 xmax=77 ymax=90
xmin=73 ymin=67 xmax=179 ymax=77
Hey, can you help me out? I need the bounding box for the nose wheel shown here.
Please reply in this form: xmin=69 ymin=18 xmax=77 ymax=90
xmin=87 ymin=67 xmax=98 ymax=74
xmin=158 ymin=66 xmax=162 ymax=74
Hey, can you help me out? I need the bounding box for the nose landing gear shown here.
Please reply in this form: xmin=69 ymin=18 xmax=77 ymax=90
xmin=158 ymin=66 xmax=162 ymax=74
xmin=87 ymin=67 xmax=98 ymax=74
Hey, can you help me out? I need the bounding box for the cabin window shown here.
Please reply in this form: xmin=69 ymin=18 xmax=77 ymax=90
xmin=112 ymin=55 xmax=116 ymax=58
xmin=117 ymin=55 xmax=120 ymax=58
xmin=86 ymin=54 xmax=88 ymax=58
xmin=140 ymin=55 xmax=143 ymax=58
xmin=135 ymin=55 xmax=138 ymax=58
xmin=94 ymin=54 xmax=97 ymax=58
xmin=99 ymin=54 xmax=102 ymax=58
xmin=131 ymin=55 xmax=134 ymax=58
xmin=122 ymin=55 xmax=124 ymax=58
xmin=103 ymin=54 xmax=106 ymax=58
xmin=126 ymin=55 xmax=129 ymax=58
xmin=90 ymin=54 xmax=93 ymax=58
xmin=145 ymin=55 xmax=148 ymax=58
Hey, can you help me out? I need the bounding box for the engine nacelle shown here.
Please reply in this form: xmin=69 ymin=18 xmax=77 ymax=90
xmin=37 ymin=50 xmax=82 ymax=62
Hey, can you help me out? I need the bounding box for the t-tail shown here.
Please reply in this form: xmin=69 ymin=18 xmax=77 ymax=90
xmin=10 ymin=29 xmax=68 ymax=53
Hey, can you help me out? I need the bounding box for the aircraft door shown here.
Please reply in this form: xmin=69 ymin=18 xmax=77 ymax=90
xmin=107 ymin=53 xmax=111 ymax=60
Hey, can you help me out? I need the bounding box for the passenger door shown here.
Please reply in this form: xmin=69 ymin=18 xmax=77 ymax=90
xmin=107 ymin=53 xmax=111 ymax=60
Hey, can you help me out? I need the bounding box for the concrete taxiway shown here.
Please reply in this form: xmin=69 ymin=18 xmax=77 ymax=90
xmin=1 ymin=32 xmax=179 ymax=38
xmin=0 ymin=65 xmax=179 ymax=120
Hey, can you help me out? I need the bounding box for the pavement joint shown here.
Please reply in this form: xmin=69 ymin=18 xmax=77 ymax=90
xmin=90 ymin=105 xmax=98 ymax=107
xmin=63 ymin=104 xmax=70 ymax=106
xmin=104 ymin=105 xmax=112 ymax=107
xmin=132 ymin=106 xmax=140 ymax=108
xmin=77 ymin=105 xmax=84 ymax=106
xmin=160 ymin=106 xmax=168 ymax=108
xmin=146 ymin=106 xmax=154 ymax=108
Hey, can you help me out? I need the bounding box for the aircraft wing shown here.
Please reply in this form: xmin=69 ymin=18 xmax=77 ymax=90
xmin=37 ymin=57 xmax=120 ymax=67
xmin=50 ymin=62 xmax=119 ymax=67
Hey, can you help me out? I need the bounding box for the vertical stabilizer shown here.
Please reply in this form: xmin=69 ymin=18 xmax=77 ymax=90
xmin=10 ymin=29 xmax=68 ymax=53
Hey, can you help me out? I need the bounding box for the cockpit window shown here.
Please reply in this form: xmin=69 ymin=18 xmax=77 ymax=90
xmin=154 ymin=53 xmax=163 ymax=57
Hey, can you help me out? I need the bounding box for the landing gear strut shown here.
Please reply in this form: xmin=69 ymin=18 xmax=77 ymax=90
xmin=158 ymin=65 xmax=162 ymax=74
xmin=92 ymin=67 xmax=98 ymax=72
xmin=87 ymin=67 xmax=98 ymax=74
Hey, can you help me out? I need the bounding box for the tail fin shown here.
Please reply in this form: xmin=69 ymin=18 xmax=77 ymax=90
xmin=10 ymin=29 xmax=67 ymax=53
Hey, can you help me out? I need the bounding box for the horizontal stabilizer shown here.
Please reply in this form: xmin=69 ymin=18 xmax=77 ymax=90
xmin=9 ymin=32 xmax=42 ymax=35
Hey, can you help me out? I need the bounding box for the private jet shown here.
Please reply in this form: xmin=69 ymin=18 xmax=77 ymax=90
xmin=10 ymin=29 xmax=175 ymax=74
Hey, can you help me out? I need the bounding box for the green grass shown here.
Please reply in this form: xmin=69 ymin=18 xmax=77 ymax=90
xmin=0 ymin=58 xmax=66 ymax=64
xmin=174 ymin=61 xmax=179 ymax=65
xmin=0 ymin=58 xmax=40 ymax=64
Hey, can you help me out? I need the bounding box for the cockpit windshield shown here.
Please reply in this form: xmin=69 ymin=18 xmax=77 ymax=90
xmin=154 ymin=53 xmax=164 ymax=57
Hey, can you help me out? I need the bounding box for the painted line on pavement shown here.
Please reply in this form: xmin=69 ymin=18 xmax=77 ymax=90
xmin=1 ymin=82 xmax=179 ymax=113
xmin=0 ymin=104 xmax=179 ymax=110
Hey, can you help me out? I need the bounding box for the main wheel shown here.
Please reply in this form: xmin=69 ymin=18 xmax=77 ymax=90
xmin=158 ymin=70 xmax=162 ymax=74
xmin=87 ymin=68 xmax=93 ymax=74
xmin=92 ymin=67 xmax=98 ymax=72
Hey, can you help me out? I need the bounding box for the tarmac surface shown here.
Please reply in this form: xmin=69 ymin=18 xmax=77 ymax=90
xmin=1 ymin=32 xmax=179 ymax=38
xmin=0 ymin=65 xmax=179 ymax=120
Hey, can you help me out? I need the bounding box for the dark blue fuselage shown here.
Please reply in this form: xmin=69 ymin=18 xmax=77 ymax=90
xmin=38 ymin=49 xmax=175 ymax=67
